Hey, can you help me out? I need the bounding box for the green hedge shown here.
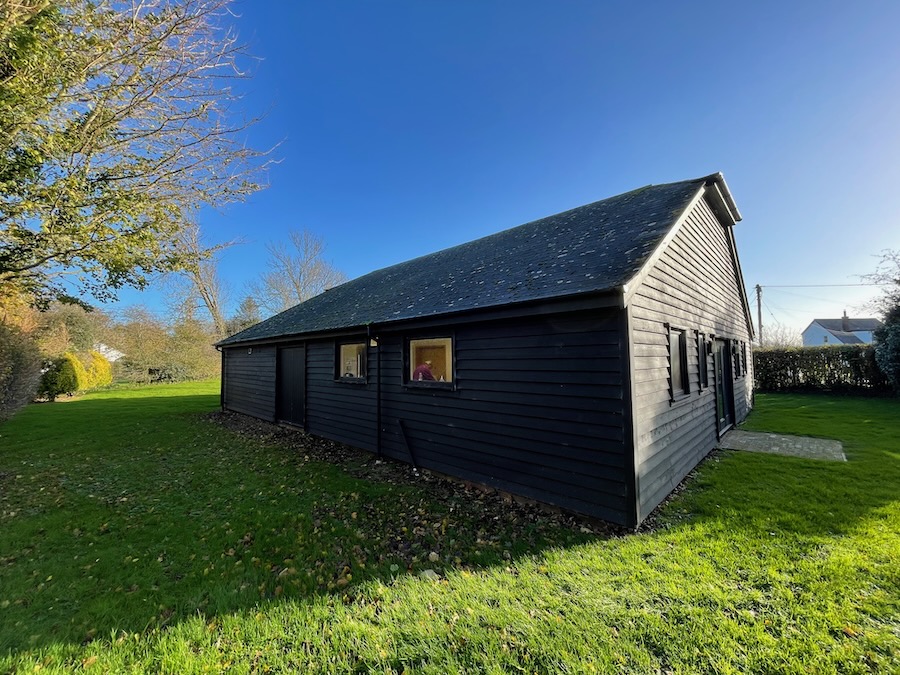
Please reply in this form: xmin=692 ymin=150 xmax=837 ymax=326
xmin=0 ymin=323 xmax=42 ymax=421
xmin=753 ymin=345 xmax=891 ymax=394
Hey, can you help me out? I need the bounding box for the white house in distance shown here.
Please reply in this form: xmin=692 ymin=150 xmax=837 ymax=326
xmin=93 ymin=342 xmax=125 ymax=362
xmin=801 ymin=312 xmax=883 ymax=346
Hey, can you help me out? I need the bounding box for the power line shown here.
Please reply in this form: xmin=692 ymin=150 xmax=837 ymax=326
xmin=762 ymin=300 xmax=780 ymax=322
xmin=762 ymin=299 xmax=801 ymax=322
xmin=766 ymin=288 xmax=854 ymax=304
xmin=759 ymin=283 xmax=888 ymax=288
xmin=753 ymin=281 xmax=888 ymax=343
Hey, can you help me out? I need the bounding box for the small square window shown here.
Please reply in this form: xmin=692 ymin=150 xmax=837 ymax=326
xmin=668 ymin=325 xmax=689 ymax=400
xmin=408 ymin=337 xmax=453 ymax=383
xmin=338 ymin=342 xmax=366 ymax=380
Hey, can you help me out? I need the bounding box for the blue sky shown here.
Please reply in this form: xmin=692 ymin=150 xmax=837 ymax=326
xmin=112 ymin=0 xmax=900 ymax=336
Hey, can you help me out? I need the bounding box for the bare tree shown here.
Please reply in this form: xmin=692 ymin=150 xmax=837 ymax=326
xmin=757 ymin=320 xmax=801 ymax=348
xmin=0 ymin=0 xmax=270 ymax=304
xmin=109 ymin=306 xmax=171 ymax=383
xmin=863 ymin=250 xmax=900 ymax=391
xmin=167 ymin=220 xmax=234 ymax=338
xmin=253 ymin=230 xmax=347 ymax=316
xmin=863 ymin=249 xmax=900 ymax=318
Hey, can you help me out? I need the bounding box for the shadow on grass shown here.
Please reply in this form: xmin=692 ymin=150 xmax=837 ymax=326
xmin=1 ymin=391 xmax=897 ymax=657
xmin=1 ymin=394 xmax=605 ymax=656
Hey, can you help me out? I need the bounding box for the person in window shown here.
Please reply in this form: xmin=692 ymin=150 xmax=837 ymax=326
xmin=412 ymin=360 xmax=435 ymax=381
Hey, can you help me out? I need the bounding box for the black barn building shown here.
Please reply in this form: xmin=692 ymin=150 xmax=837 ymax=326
xmin=217 ymin=173 xmax=753 ymax=526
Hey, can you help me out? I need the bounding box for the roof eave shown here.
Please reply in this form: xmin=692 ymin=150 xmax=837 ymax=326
xmin=703 ymin=172 xmax=742 ymax=223
xmin=217 ymin=288 xmax=624 ymax=347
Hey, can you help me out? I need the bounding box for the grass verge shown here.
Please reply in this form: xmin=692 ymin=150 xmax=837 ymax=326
xmin=0 ymin=385 xmax=897 ymax=673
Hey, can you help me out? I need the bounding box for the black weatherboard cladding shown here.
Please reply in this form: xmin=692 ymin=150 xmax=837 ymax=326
xmin=217 ymin=173 xmax=751 ymax=526
xmin=218 ymin=177 xmax=708 ymax=345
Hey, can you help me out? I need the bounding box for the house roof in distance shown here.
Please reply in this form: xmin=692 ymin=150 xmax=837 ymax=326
xmin=821 ymin=330 xmax=864 ymax=345
xmin=811 ymin=318 xmax=883 ymax=333
xmin=219 ymin=173 xmax=739 ymax=346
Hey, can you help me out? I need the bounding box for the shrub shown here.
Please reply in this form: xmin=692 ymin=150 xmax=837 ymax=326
xmin=874 ymin=322 xmax=900 ymax=393
xmin=0 ymin=323 xmax=42 ymax=421
xmin=84 ymin=350 xmax=112 ymax=388
xmin=753 ymin=345 xmax=890 ymax=394
xmin=39 ymin=355 xmax=80 ymax=401
xmin=39 ymin=351 xmax=115 ymax=400
xmin=68 ymin=352 xmax=89 ymax=389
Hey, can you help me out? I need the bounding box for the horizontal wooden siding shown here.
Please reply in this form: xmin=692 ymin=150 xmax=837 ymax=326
xmin=378 ymin=312 xmax=629 ymax=524
xmin=222 ymin=346 xmax=277 ymax=420
xmin=630 ymin=195 xmax=753 ymax=522
xmin=306 ymin=341 xmax=377 ymax=450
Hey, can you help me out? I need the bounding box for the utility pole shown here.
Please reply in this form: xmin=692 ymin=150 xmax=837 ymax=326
xmin=755 ymin=284 xmax=763 ymax=345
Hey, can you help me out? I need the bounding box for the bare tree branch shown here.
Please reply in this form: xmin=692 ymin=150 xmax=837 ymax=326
xmin=167 ymin=219 xmax=236 ymax=337
xmin=757 ymin=320 xmax=801 ymax=348
xmin=0 ymin=0 xmax=271 ymax=303
xmin=252 ymin=230 xmax=347 ymax=316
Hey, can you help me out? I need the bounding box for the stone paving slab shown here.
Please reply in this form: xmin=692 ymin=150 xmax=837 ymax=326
xmin=718 ymin=430 xmax=846 ymax=462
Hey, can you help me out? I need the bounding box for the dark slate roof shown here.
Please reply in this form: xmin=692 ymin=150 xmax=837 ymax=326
xmin=814 ymin=318 xmax=883 ymax=333
xmin=219 ymin=175 xmax=715 ymax=346
xmin=824 ymin=330 xmax=864 ymax=345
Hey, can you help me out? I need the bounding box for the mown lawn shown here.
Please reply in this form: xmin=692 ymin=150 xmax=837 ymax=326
xmin=0 ymin=384 xmax=897 ymax=673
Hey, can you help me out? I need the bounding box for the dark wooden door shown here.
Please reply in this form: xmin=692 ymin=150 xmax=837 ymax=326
xmin=713 ymin=339 xmax=734 ymax=433
xmin=276 ymin=346 xmax=305 ymax=426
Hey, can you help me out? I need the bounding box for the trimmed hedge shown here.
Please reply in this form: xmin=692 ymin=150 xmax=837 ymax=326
xmin=753 ymin=345 xmax=891 ymax=394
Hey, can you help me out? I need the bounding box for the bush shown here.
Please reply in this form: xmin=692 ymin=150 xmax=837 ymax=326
xmin=39 ymin=351 xmax=115 ymax=400
xmin=753 ymin=345 xmax=890 ymax=394
xmin=874 ymin=322 xmax=900 ymax=393
xmin=84 ymin=350 xmax=112 ymax=388
xmin=39 ymin=354 xmax=82 ymax=401
xmin=69 ymin=352 xmax=89 ymax=389
xmin=0 ymin=323 xmax=42 ymax=421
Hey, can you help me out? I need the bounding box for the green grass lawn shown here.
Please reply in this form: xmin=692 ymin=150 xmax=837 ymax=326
xmin=1 ymin=384 xmax=897 ymax=673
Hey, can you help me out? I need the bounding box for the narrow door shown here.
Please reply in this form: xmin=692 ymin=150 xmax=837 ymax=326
xmin=276 ymin=345 xmax=305 ymax=426
xmin=713 ymin=339 xmax=734 ymax=433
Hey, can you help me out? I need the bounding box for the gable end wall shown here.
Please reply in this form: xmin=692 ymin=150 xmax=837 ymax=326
xmin=629 ymin=196 xmax=753 ymax=522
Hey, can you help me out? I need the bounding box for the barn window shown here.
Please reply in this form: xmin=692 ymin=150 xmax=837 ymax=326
xmin=408 ymin=337 xmax=453 ymax=384
xmin=697 ymin=332 xmax=709 ymax=390
xmin=337 ymin=342 xmax=367 ymax=381
xmin=667 ymin=325 xmax=689 ymax=400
